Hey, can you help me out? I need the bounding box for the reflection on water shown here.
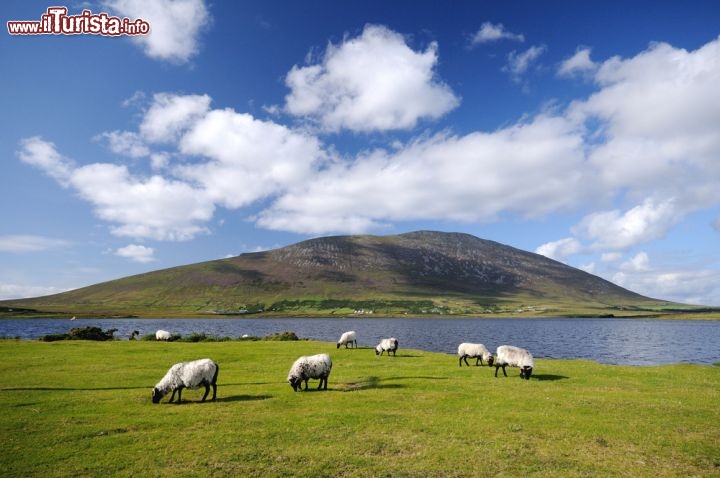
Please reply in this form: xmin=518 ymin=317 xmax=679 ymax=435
xmin=1 ymin=317 xmax=718 ymax=366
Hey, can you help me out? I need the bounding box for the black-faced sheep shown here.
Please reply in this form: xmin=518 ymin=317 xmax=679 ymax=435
xmin=287 ymin=353 xmax=332 ymax=391
xmin=155 ymin=329 xmax=171 ymax=341
xmin=337 ymin=330 xmax=357 ymax=349
xmin=457 ymin=342 xmax=494 ymax=367
xmin=152 ymin=358 xmax=219 ymax=403
xmin=375 ymin=337 xmax=399 ymax=356
xmin=494 ymin=345 xmax=534 ymax=380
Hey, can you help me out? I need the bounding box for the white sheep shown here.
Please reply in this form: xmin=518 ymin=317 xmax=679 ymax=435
xmin=287 ymin=353 xmax=332 ymax=391
xmin=155 ymin=329 xmax=171 ymax=341
xmin=494 ymin=345 xmax=534 ymax=380
xmin=375 ymin=337 xmax=399 ymax=356
xmin=337 ymin=330 xmax=357 ymax=349
xmin=152 ymin=358 xmax=219 ymax=403
xmin=457 ymin=342 xmax=494 ymax=367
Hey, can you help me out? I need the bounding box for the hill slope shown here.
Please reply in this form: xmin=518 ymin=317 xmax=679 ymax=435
xmin=2 ymin=231 xmax=676 ymax=317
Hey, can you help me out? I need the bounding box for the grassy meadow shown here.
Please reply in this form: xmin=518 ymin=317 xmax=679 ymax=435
xmin=1 ymin=339 xmax=719 ymax=477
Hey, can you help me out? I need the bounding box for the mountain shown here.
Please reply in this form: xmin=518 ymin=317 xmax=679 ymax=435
xmin=1 ymin=231 xmax=678 ymax=318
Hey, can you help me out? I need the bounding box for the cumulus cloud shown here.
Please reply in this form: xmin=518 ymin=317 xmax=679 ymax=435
xmin=558 ymin=47 xmax=597 ymax=77
xmin=97 ymin=131 xmax=150 ymax=158
xmin=620 ymin=252 xmax=651 ymax=272
xmin=576 ymin=38 xmax=720 ymax=201
xmin=18 ymin=92 xmax=324 ymax=242
xmin=0 ymin=235 xmax=71 ymax=253
xmin=283 ymin=24 xmax=459 ymax=132
xmin=18 ymin=137 xmax=214 ymax=241
xmin=573 ymin=198 xmax=681 ymax=252
xmin=613 ymin=267 xmax=720 ymax=305
xmin=177 ymin=109 xmax=326 ymax=208
xmin=258 ymin=114 xmax=588 ymax=233
xmin=17 ymin=137 xmax=73 ymax=184
xmin=540 ymin=36 xmax=720 ymax=263
xmin=471 ymin=22 xmax=524 ymax=45
xmin=504 ymin=45 xmax=547 ymax=82
xmin=102 ymin=0 xmax=210 ymax=64
xmin=115 ymin=244 xmax=156 ymax=263
xmin=140 ymin=93 xmax=212 ymax=143
xmin=70 ymin=163 xmax=214 ymax=240
xmin=535 ymin=238 xmax=584 ymax=262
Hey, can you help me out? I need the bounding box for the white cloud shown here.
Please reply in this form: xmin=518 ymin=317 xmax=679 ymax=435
xmin=140 ymin=93 xmax=211 ymax=143
xmin=601 ymin=252 xmax=623 ymax=263
xmin=283 ymin=24 xmax=459 ymax=132
xmin=576 ymin=38 xmax=720 ymax=202
xmin=0 ymin=235 xmax=71 ymax=253
xmin=18 ymin=93 xmax=324 ymax=242
xmin=620 ymin=251 xmax=651 ymax=272
xmin=17 ymin=137 xmax=73 ymax=184
xmin=505 ymin=45 xmax=547 ymax=82
xmin=115 ymin=244 xmax=156 ymax=263
xmin=177 ymin=108 xmax=326 ymax=208
xmin=97 ymin=131 xmax=150 ymax=158
xmin=258 ymin=114 xmax=588 ymax=233
xmin=574 ymin=198 xmax=680 ymax=252
xmin=612 ymin=267 xmax=720 ymax=305
xmin=0 ymin=283 xmax=68 ymax=300
xmin=558 ymin=47 xmax=597 ymax=77
xmin=102 ymin=0 xmax=210 ymax=64
xmin=19 ymin=138 xmax=214 ymax=241
xmin=535 ymin=238 xmax=584 ymax=262
xmin=69 ymin=162 xmax=214 ymax=240
xmin=542 ymin=36 xmax=720 ymax=268
xmin=471 ymin=22 xmax=524 ymax=45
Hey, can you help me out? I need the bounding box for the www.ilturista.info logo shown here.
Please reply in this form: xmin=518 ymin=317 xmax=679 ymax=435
xmin=7 ymin=6 xmax=150 ymax=36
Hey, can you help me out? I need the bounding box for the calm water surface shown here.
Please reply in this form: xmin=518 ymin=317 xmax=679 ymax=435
xmin=1 ymin=317 xmax=718 ymax=366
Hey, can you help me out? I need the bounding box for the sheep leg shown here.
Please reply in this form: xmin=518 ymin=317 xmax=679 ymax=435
xmin=175 ymin=386 xmax=184 ymax=403
xmin=494 ymin=365 xmax=507 ymax=377
xmin=211 ymin=383 xmax=217 ymax=401
xmin=475 ymin=357 xmax=481 ymax=366
xmin=201 ymin=383 xmax=210 ymax=402
xmin=169 ymin=389 xmax=177 ymax=403
xmin=303 ymin=378 xmax=309 ymax=391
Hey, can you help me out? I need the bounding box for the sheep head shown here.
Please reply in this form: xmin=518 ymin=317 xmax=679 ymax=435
xmin=151 ymin=387 xmax=164 ymax=403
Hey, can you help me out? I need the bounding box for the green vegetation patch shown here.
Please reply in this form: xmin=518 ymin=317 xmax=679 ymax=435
xmin=1 ymin=340 xmax=718 ymax=477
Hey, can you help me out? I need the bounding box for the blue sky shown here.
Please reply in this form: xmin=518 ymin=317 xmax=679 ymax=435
xmin=2 ymin=0 xmax=720 ymax=305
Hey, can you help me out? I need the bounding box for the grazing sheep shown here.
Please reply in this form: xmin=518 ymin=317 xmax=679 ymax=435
xmin=152 ymin=358 xmax=219 ymax=404
xmin=155 ymin=329 xmax=171 ymax=341
xmin=457 ymin=342 xmax=494 ymax=367
xmin=375 ymin=337 xmax=399 ymax=356
xmin=337 ymin=330 xmax=357 ymax=349
xmin=494 ymin=345 xmax=534 ymax=380
xmin=287 ymin=353 xmax=332 ymax=391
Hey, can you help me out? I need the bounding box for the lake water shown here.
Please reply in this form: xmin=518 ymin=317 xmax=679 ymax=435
xmin=1 ymin=317 xmax=718 ymax=366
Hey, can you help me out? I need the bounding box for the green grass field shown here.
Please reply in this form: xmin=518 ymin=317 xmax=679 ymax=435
xmin=1 ymin=339 xmax=718 ymax=477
